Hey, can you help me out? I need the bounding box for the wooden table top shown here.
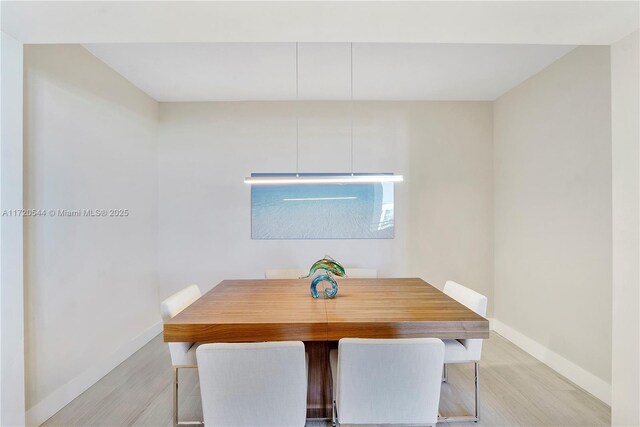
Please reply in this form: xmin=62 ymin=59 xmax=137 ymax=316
xmin=163 ymin=278 xmax=489 ymax=343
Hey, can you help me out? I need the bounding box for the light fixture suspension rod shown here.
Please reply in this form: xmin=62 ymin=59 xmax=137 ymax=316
xmin=350 ymin=42 xmax=354 ymax=176
xmin=295 ymin=42 xmax=299 ymax=177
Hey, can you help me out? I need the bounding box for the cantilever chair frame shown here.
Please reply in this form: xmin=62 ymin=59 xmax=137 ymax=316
xmin=437 ymin=280 xmax=486 ymax=423
xmin=173 ymin=364 xmax=202 ymax=426
xmin=438 ymin=361 xmax=480 ymax=423
xmin=161 ymin=284 xmax=203 ymax=427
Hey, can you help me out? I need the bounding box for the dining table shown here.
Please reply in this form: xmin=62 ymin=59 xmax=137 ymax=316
xmin=163 ymin=277 xmax=489 ymax=419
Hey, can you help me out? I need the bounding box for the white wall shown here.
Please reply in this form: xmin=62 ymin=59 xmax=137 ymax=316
xmin=611 ymin=30 xmax=640 ymax=426
xmin=0 ymin=31 xmax=26 ymax=427
xmin=23 ymin=45 xmax=160 ymax=425
xmin=494 ymin=46 xmax=612 ymax=402
xmin=405 ymin=103 xmax=494 ymax=304
xmin=158 ymin=101 xmax=494 ymax=308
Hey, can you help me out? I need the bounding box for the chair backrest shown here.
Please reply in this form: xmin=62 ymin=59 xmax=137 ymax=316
xmin=344 ymin=268 xmax=377 ymax=279
xmin=335 ymin=338 xmax=444 ymax=426
xmin=443 ymin=280 xmax=488 ymax=360
xmin=160 ymin=284 xmax=202 ymax=365
xmin=265 ymin=268 xmax=377 ymax=279
xmin=196 ymin=341 xmax=307 ymax=427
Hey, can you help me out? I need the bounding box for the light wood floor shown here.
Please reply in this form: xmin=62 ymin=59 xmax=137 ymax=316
xmin=42 ymin=332 xmax=610 ymax=427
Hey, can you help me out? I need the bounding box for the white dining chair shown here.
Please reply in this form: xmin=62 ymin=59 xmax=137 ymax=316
xmin=265 ymin=268 xmax=377 ymax=279
xmin=196 ymin=341 xmax=308 ymax=427
xmin=440 ymin=280 xmax=488 ymax=423
xmin=329 ymin=338 xmax=444 ymax=426
xmin=343 ymin=268 xmax=377 ymax=279
xmin=160 ymin=284 xmax=203 ymax=426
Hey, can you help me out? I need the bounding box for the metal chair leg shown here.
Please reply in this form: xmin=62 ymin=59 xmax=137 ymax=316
xmin=438 ymin=362 xmax=480 ymax=423
xmin=443 ymin=363 xmax=449 ymax=382
xmin=474 ymin=361 xmax=479 ymax=421
xmin=173 ymin=367 xmax=179 ymax=427
xmin=173 ymin=366 xmax=203 ymax=426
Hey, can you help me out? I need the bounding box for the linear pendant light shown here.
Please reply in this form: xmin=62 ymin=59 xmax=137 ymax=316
xmin=246 ymin=174 xmax=404 ymax=185
xmin=244 ymin=43 xmax=404 ymax=185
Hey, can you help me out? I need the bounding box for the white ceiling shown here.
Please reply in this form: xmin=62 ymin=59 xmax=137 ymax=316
xmin=2 ymin=1 xmax=637 ymax=45
xmin=8 ymin=1 xmax=632 ymax=102
xmin=84 ymin=43 xmax=576 ymax=102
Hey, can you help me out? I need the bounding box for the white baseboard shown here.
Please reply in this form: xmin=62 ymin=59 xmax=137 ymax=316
xmin=25 ymin=321 xmax=162 ymax=427
xmin=489 ymin=317 xmax=611 ymax=406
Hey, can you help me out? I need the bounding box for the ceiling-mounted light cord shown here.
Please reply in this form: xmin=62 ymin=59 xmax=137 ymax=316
xmin=295 ymin=42 xmax=300 ymax=177
xmin=350 ymin=42 xmax=354 ymax=176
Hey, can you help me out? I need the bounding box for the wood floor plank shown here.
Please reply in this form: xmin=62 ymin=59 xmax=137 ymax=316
xmin=42 ymin=332 xmax=610 ymax=427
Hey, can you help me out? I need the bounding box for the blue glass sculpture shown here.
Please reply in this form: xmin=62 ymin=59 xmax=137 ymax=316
xmin=310 ymin=274 xmax=338 ymax=299
xmin=302 ymin=255 xmax=346 ymax=299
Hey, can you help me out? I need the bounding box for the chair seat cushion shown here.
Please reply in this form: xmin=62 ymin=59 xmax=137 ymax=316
xmin=172 ymin=343 xmax=200 ymax=366
xmin=443 ymin=339 xmax=474 ymax=363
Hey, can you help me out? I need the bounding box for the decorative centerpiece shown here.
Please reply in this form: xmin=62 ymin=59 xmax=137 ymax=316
xmin=300 ymin=255 xmax=346 ymax=299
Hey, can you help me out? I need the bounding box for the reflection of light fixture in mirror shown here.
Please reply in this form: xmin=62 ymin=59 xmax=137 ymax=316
xmin=244 ymin=42 xmax=404 ymax=185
